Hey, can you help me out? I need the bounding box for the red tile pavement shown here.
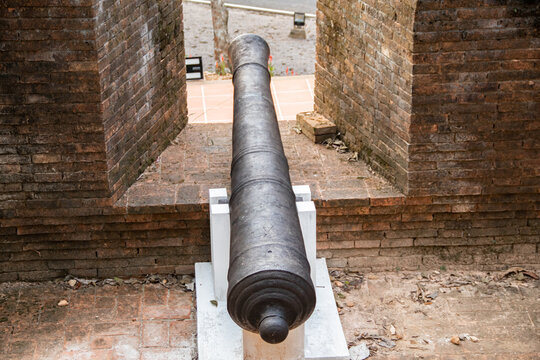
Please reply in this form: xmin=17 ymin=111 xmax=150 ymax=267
xmin=187 ymin=75 xmax=314 ymax=123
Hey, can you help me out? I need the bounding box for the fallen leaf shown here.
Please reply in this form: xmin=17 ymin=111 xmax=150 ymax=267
xmin=210 ymin=300 xmax=218 ymax=306
xmin=523 ymin=271 xmax=539 ymax=280
xmin=501 ymin=267 xmax=525 ymax=279
xmin=57 ymin=299 xmax=69 ymax=307
xmin=348 ymin=152 xmax=359 ymax=162
xmin=378 ymin=338 xmax=396 ymax=349
xmin=185 ymin=282 xmax=195 ymax=291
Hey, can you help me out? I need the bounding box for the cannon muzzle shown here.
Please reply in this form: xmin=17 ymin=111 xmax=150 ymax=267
xmin=226 ymin=34 xmax=316 ymax=344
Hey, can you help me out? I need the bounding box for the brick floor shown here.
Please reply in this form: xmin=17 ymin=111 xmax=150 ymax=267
xmin=122 ymin=75 xmax=402 ymax=209
xmin=120 ymin=120 xmax=401 ymax=208
xmin=0 ymin=270 xmax=538 ymax=359
xmin=0 ymin=282 xmax=194 ymax=360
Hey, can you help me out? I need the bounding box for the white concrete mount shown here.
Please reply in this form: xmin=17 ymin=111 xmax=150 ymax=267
xmin=198 ymin=186 xmax=349 ymax=360
xmin=209 ymin=185 xmax=316 ymax=301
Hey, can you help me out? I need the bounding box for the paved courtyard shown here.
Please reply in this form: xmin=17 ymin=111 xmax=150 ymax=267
xmin=0 ymin=269 xmax=538 ymax=359
xmin=119 ymin=76 xmax=401 ymax=209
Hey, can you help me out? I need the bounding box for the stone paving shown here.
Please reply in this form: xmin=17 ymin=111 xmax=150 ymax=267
xmin=0 ymin=269 xmax=538 ymax=359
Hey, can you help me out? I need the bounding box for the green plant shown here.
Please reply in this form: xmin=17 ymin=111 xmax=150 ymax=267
xmin=268 ymin=55 xmax=275 ymax=77
xmin=215 ymin=54 xmax=229 ymax=76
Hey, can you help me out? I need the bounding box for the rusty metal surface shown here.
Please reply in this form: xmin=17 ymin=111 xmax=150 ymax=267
xmin=226 ymin=34 xmax=316 ymax=344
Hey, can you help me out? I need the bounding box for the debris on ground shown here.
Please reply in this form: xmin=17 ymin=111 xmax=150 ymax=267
xmin=57 ymin=299 xmax=68 ymax=307
xmin=348 ymin=151 xmax=359 ymax=162
xmin=333 ymin=267 xmax=538 ymax=358
xmin=349 ymin=343 xmax=370 ymax=360
xmin=62 ymin=273 xmax=195 ymax=292
xmin=203 ymin=71 xmax=232 ymax=81
xmin=499 ymin=267 xmax=539 ymax=280
xmin=377 ymin=338 xmax=396 ymax=349
xmin=323 ymin=136 xmax=349 ymax=153
xmin=469 ymin=335 xmax=480 ymax=342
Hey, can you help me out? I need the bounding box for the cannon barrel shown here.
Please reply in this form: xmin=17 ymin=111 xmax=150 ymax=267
xmin=226 ymin=34 xmax=316 ymax=344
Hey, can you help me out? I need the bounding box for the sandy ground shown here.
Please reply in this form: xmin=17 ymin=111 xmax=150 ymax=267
xmin=333 ymin=267 xmax=540 ymax=359
xmin=0 ymin=269 xmax=538 ymax=359
xmin=183 ymin=1 xmax=316 ymax=76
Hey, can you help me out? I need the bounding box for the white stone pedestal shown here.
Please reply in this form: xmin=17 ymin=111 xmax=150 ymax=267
xmin=196 ymin=186 xmax=349 ymax=360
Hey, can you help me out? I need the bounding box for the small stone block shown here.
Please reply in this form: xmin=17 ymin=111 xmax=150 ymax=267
xmin=297 ymin=112 xmax=337 ymax=143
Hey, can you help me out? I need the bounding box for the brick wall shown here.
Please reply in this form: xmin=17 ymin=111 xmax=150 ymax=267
xmin=1 ymin=192 xmax=537 ymax=281
xmin=96 ymin=0 xmax=187 ymax=200
xmin=0 ymin=0 xmax=189 ymax=281
xmin=0 ymin=0 xmax=538 ymax=281
xmin=0 ymin=1 xmax=110 ymax=204
xmin=314 ymin=0 xmax=539 ymax=269
xmin=410 ymin=0 xmax=540 ymax=196
xmin=316 ymin=195 xmax=539 ymax=272
xmin=316 ymin=0 xmax=416 ymax=193
xmin=0 ymin=201 xmax=209 ymax=282
xmin=316 ymin=0 xmax=540 ymax=196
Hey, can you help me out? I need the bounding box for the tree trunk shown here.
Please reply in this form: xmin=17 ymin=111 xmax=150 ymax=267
xmin=210 ymin=0 xmax=231 ymax=70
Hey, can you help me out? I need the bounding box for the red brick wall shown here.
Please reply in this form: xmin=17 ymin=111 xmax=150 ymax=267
xmin=0 ymin=1 xmax=110 ymax=204
xmin=0 ymin=201 xmax=209 ymax=282
xmin=1 ymin=193 xmax=537 ymax=281
xmin=314 ymin=0 xmax=540 ymax=269
xmin=96 ymin=0 xmax=187 ymax=200
xmin=316 ymin=195 xmax=539 ymax=272
xmin=316 ymin=0 xmax=416 ymax=192
xmin=410 ymin=0 xmax=540 ymax=196
xmin=0 ymin=0 xmax=190 ymax=281
xmin=316 ymin=0 xmax=540 ymax=196
xmin=0 ymin=0 xmax=538 ymax=281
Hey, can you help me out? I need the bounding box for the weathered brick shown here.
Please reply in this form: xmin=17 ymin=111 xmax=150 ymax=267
xmin=0 ymin=0 xmax=538 ymax=281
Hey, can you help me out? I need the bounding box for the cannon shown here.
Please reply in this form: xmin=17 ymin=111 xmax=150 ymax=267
xmin=226 ymin=34 xmax=316 ymax=345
